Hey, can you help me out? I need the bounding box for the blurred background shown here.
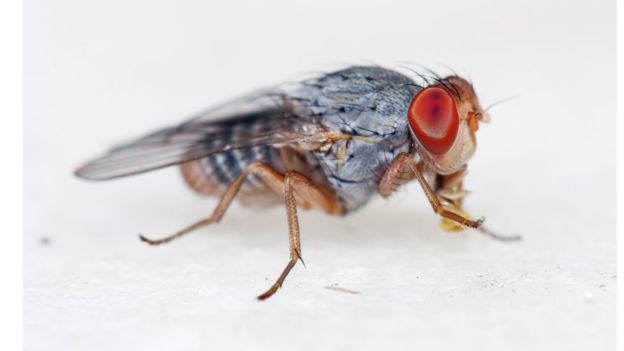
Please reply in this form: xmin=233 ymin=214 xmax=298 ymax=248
xmin=24 ymin=0 xmax=615 ymax=350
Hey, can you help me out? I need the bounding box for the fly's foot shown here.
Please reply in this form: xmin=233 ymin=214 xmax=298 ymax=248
xmin=439 ymin=203 xmax=473 ymax=232
xmin=438 ymin=203 xmax=521 ymax=242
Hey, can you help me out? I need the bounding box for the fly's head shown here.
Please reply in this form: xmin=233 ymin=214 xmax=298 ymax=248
xmin=407 ymin=76 xmax=489 ymax=175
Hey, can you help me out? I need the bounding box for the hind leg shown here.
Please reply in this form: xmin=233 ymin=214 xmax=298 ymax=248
xmin=140 ymin=161 xmax=340 ymax=245
xmin=140 ymin=161 xmax=342 ymax=299
xmin=140 ymin=161 xmax=285 ymax=245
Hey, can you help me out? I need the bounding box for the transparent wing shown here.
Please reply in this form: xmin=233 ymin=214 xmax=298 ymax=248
xmin=75 ymin=90 xmax=321 ymax=181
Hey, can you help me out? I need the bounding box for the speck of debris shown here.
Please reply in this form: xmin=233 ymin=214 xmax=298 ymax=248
xmin=598 ymin=284 xmax=606 ymax=288
xmin=39 ymin=237 xmax=51 ymax=246
xmin=325 ymin=284 xmax=360 ymax=295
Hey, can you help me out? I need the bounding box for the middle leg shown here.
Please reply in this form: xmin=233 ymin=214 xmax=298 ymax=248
xmin=257 ymin=170 xmax=342 ymax=300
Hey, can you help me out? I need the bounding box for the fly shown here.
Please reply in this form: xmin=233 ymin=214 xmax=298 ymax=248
xmin=75 ymin=66 xmax=520 ymax=300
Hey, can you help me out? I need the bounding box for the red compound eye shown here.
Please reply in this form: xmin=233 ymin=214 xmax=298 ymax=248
xmin=408 ymin=86 xmax=460 ymax=154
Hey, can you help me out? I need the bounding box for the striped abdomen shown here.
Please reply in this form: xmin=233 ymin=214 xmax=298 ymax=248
xmin=180 ymin=144 xmax=328 ymax=207
xmin=181 ymin=144 xmax=283 ymax=194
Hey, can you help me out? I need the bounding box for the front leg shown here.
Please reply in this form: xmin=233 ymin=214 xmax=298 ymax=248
xmin=436 ymin=166 xmax=521 ymax=241
xmin=379 ymin=153 xmax=484 ymax=229
xmin=436 ymin=167 xmax=472 ymax=232
xmin=379 ymin=153 xmax=521 ymax=241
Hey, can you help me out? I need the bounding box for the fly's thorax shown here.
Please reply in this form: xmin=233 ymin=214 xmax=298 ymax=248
xmin=287 ymin=67 xmax=422 ymax=212
xmin=309 ymin=133 xmax=412 ymax=213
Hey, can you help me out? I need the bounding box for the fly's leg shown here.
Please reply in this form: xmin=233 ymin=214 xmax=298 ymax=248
xmin=258 ymin=171 xmax=342 ymax=300
xmin=476 ymin=225 xmax=521 ymax=241
xmin=378 ymin=153 xmax=415 ymax=197
xmin=380 ymin=152 xmax=520 ymax=241
xmin=379 ymin=153 xmax=483 ymax=228
xmin=437 ymin=169 xmax=521 ymax=241
xmin=140 ymin=161 xmax=342 ymax=299
xmin=140 ymin=161 xmax=288 ymax=245
xmin=437 ymin=168 xmax=471 ymax=232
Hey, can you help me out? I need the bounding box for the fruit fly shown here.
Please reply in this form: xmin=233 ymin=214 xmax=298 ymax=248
xmin=76 ymin=65 xmax=519 ymax=300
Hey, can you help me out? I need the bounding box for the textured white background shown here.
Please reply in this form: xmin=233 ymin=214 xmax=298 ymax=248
xmin=24 ymin=0 xmax=615 ymax=350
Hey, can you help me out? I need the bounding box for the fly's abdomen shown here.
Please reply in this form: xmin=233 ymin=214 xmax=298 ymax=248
xmin=180 ymin=145 xmax=283 ymax=197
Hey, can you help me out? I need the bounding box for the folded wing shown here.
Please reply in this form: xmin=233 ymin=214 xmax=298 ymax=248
xmin=75 ymin=90 xmax=321 ymax=181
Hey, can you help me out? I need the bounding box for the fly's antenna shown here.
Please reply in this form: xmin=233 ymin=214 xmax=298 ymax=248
xmin=484 ymin=95 xmax=521 ymax=112
xmin=480 ymin=95 xmax=520 ymax=123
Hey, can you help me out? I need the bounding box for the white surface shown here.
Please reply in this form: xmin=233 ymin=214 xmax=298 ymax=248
xmin=24 ymin=0 xmax=615 ymax=350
